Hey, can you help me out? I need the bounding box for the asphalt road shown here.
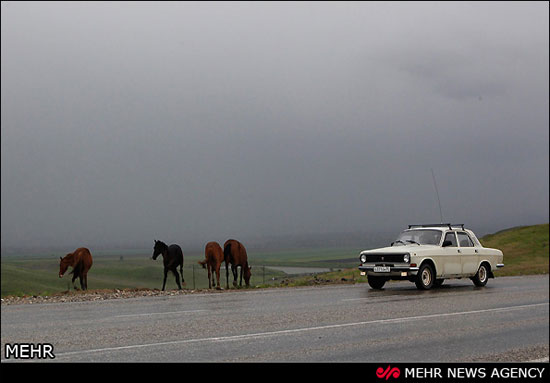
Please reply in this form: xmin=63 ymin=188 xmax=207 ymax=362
xmin=1 ymin=275 xmax=548 ymax=362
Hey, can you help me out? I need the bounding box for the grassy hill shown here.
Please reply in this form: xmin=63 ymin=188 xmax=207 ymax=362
xmin=479 ymin=223 xmax=549 ymax=276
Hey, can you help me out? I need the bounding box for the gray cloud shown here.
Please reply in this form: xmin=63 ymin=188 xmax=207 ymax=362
xmin=1 ymin=2 xmax=548 ymax=253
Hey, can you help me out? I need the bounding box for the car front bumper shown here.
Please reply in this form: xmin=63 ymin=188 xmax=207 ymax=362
xmin=358 ymin=264 xmax=419 ymax=277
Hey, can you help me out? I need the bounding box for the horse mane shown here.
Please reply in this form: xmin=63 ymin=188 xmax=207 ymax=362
xmin=60 ymin=251 xmax=77 ymax=275
xmin=155 ymin=239 xmax=168 ymax=254
xmin=61 ymin=251 xmax=75 ymax=264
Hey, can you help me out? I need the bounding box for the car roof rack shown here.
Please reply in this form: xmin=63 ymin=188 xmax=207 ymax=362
xmin=408 ymin=223 xmax=465 ymax=230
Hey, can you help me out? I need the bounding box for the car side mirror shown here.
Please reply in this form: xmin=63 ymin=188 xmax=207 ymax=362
xmin=442 ymin=240 xmax=452 ymax=247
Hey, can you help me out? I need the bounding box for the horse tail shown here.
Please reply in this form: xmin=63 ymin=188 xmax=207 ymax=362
xmin=224 ymin=242 xmax=232 ymax=288
xmin=224 ymin=242 xmax=232 ymax=264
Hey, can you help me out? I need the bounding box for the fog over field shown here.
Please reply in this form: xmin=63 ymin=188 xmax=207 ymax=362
xmin=1 ymin=2 xmax=548 ymax=254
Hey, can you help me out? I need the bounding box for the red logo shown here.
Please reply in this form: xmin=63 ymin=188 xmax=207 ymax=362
xmin=376 ymin=366 xmax=401 ymax=380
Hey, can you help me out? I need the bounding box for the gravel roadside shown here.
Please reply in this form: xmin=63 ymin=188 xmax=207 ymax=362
xmin=459 ymin=344 xmax=549 ymax=362
xmin=0 ymin=288 xmax=225 ymax=305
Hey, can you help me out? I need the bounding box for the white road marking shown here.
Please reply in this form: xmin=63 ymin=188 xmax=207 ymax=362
xmin=114 ymin=309 xmax=207 ymax=318
xmin=53 ymin=302 xmax=548 ymax=358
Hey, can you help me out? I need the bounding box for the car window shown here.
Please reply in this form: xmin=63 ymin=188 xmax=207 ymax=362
xmin=444 ymin=232 xmax=457 ymax=247
xmin=395 ymin=229 xmax=442 ymax=245
xmin=457 ymin=232 xmax=474 ymax=247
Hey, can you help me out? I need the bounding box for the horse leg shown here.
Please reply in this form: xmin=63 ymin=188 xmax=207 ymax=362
xmin=179 ymin=264 xmax=185 ymax=286
xmin=225 ymin=262 xmax=230 ymax=289
xmin=79 ymin=274 xmax=85 ymax=290
xmin=215 ymin=265 xmax=221 ymax=290
xmin=71 ymin=274 xmax=79 ymax=290
xmin=172 ymin=268 xmax=182 ymax=290
xmin=211 ymin=265 xmax=217 ymax=288
xmin=83 ymin=273 xmax=88 ymax=290
xmin=239 ymin=266 xmax=243 ymax=287
xmin=162 ymin=268 xmax=168 ymax=291
xmin=231 ymin=264 xmax=238 ymax=287
xmin=207 ymin=266 xmax=212 ymax=289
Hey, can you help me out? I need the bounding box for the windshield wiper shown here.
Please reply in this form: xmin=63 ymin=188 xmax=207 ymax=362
xmin=392 ymin=240 xmax=406 ymax=246
xmin=405 ymin=240 xmax=420 ymax=245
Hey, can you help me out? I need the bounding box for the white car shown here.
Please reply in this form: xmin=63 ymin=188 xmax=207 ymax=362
xmin=358 ymin=224 xmax=504 ymax=290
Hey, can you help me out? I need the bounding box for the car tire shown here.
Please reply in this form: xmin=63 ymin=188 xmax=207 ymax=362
xmin=368 ymin=276 xmax=387 ymax=290
xmin=472 ymin=263 xmax=489 ymax=287
xmin=415 ymin=263 xmax=435 ymax=290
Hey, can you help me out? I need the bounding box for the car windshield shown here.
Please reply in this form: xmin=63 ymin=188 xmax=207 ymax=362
xmin=394 ymin=229 xmax=442 ymax=246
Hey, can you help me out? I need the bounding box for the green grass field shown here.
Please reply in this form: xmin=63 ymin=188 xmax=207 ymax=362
xmin=244 ymin=247 xmax=361 ymax=268
xmin=0 ymin=248 xmax=360 ymax=297
xmin=0 ymin=253 xmax=294 ymax=297
xmin=1 ymin=224 xmax=547 ymax=297
xmin=479 ymin=223 xmax=549 ymax=276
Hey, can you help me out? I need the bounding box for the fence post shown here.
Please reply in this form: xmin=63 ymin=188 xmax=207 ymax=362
xmin=263 ymin=265 xmax=265 ymax=285
xmin=192 ymin=264 xmax=195 ymax=290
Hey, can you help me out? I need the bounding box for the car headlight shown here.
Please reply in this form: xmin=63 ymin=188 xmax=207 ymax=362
xmin=403 ymin=253 xmax=410 ymax=263
xmin=360 ymin=254 xmax=367 ymax=263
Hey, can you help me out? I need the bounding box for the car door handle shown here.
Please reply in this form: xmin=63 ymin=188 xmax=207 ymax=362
xmin=475 ymin=249 xmax=479 ymax=253
xmin=457 ymin=249 xmax=461 ymax=253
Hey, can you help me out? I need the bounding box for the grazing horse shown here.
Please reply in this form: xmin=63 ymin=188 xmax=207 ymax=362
xmin=152 ymin=240 xmax=185 ymax=291
xmin=198 ymin=241 xmax=224 ymax=290
xmin=224 ymin=239 xmax=251 ymax=288
xmin=59 ymin=248 xmax=93 ymax=290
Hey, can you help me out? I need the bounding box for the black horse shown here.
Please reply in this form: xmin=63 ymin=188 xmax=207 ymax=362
xmin=152 ymin=240 xmax=185 ymax=291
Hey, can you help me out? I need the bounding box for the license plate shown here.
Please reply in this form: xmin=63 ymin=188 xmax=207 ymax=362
xmin=373 ymin=266 xmax=390 ymax=273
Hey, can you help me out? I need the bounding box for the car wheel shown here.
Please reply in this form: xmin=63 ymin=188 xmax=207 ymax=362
xmin=434 ymin=278 xmax=444 ymax=287
xmin=368 ymin=276 xmax=386 ymax=290
xmin=472 ymin=264 xmax=489 ymax=287
xmin=415 ymin=263 xmax=435 ymax=290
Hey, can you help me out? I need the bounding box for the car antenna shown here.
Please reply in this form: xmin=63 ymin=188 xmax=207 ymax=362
xmin=431 ymin=168 xmax=444 ymax=224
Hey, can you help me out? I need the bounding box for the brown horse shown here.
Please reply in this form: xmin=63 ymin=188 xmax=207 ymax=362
xmin=224 ymin=239 xmax=251 ymax=288
xmin=59 ymin=248 xmax=93 ymax=290
xmin=198 ymin=241 xmax=224 ymax=290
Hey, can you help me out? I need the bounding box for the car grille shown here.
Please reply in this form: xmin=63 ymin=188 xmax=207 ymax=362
xmin=364 ymin=253 xmax=407 ymax=263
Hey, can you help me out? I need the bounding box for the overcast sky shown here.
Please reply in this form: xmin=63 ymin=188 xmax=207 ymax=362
xmin=1 ymin=1 xmax=548 ymax=253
